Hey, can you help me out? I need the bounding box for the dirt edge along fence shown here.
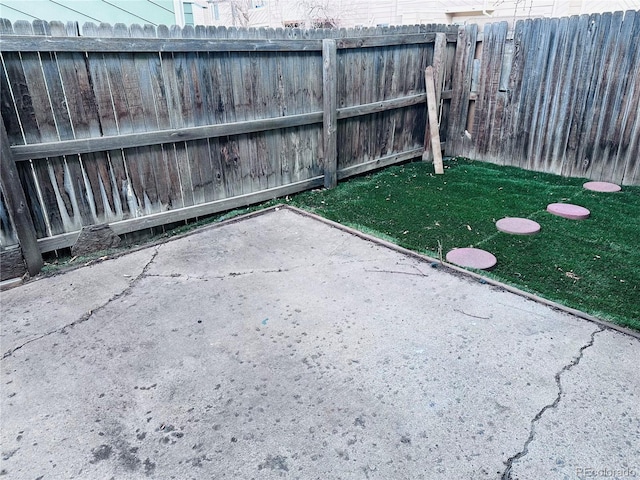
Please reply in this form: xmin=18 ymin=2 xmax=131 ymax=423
xmin=0 ymin=20 xmax=458 ymax=278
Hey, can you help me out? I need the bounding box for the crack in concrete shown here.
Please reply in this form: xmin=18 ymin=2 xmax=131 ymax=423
xmin=364 ymin=269 xmax=429 ymax=278
xmin=1 ymin=248 xmax=160 ymax=360
xmin=500 ymin=326 xmax=605 ymax=479
xmin=142 ymin=267 xmax=297 ymax=283
xmin=226 ymin=268 xmax=289 ymax=277
xmin=146 ymin=259 xmax=394 ymax=282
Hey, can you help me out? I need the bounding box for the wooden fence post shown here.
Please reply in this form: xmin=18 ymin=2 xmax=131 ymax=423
xmin=322 ymin=38 xmax=337 ymax=189
xmin=0 ymin=120 xmax=43 ymax=277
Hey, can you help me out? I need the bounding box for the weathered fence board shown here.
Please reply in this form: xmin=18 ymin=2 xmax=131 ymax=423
xmin=619 ymin=13 xmax=640 ymax=185
xmin=446 ymin=24 xmax=478 ymax=156
xmin=451 ymin=10 xmax=640 ymax=185
xmin=471 ymin=22 xmax=508 ymax=160
xmin=0 ymin=191 xmax=18 ymax=248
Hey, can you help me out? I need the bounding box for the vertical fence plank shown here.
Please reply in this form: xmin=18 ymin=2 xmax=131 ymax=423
xmin=0 ymin=121 xmax=43 ymax=276
xmin=162 ymin=24 xmax=195 ymax=208
xmin=573 ymin=12 xmax=624 ymax=178
xmin=522 ymin=18 xmax=557 ymax=171
xmin=565 ymin=12 xmax=615 ymax=177
xmin=617 ymin=11 xmax=640 ymax=185
xmin=472 ymin=22 xmax=507 ymax=159
xmin=202 ymin=26 xmax=227 ymax=200
xmin=261 ymin=27 xmax=281 ymax=190
xmin=351 ymin=35 xmax=363 ymax=164
xmin=12 ymin=20 xmax=66 ymax=238
xmin=48 ymin=21 xmax=99 ymax=226
xmin=126 ymin=23 xmax=164 ymax=214
xmin=371 ymin=42 xmax=387 ymax=161
xmin=545 ymin=15 xmax=587 ymax=175
xmin=505 ymin=19 xmax=533 ymax=168
xmin=588 ymin=11 xmax=637 ymax=181
xmin=535 ymin=17 xmax=571 ymax=174
xmin=180 ymin=24 xmax=211 ymax=206
xmin=446 ymin=24 xmax=478 ymax=156
xmin=322 ymin=39 xmax=337 ymax=188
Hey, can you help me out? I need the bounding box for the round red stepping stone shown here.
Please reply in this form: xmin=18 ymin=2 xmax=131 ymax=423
xmin=583 ymin=181 xmax=621 ymax=192
xmin=446 ymin=247 xmax=497 ymax=270
xmin=496 ymin=217 xmax=541 ymax=235
xmin=546 ymin=203 xmax=590 ymax=220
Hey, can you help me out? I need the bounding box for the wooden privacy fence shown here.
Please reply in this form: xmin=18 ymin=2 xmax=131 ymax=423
xmin=0 ymin=20 xmax=459 ymax=277
xmin=2 ymin=11 xmax=640 ymax=279
xmin=447 ymin=10 xmax=640 ymax=184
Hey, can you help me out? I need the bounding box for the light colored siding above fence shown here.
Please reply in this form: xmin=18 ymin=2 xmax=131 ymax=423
xmin=0 ymin=0 xmax=177 ymax=26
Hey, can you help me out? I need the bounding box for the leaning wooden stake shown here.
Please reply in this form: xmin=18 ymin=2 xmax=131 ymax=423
xmin=423 ymin=32 xmax=446 ymax=161
xmin=424 ymin=66 xmax=444 ymax=174
xmin=0 ymin=120 xmax=43 ymax=276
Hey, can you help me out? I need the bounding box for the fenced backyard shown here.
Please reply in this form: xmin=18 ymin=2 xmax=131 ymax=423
xmin=1 ymin=10 xmax=639 ymax=280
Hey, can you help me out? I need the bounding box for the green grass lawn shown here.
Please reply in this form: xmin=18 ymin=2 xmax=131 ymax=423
xmin=40 ymin=157 xmax=638 ymax=330
xmin=286 ymin=158 xmax=640 ymax=331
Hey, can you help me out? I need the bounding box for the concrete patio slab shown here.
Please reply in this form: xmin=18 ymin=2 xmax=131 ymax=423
xmin=1 ymin=248 xmax=157 ymax=352
xmin=508 ymin=329 xmax=640 ymax=479
xmin=1 ymin=207 xmax=638 ymax=480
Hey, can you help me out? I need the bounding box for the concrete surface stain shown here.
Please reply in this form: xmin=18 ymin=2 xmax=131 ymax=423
xmin=189 ymin=454 xmax=213 ymax=467
xmin=258 ymin=455 xmax=289 ymax=472
xmin=143 ymin=458 xmax=156 ymax=475
xmin=118 ymin=447 xmax=141 ymax=471
xmin=354 ymin=416 xmax=366 ymax=428
xmin=1 ymin=448 xmax=19 ymax=463
xmin=89 ymin=444 xmax=112 ymax=463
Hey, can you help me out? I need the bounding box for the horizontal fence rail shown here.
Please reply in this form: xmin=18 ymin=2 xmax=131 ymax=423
xmin=0 ymin=32 xmax=459 ymax=52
